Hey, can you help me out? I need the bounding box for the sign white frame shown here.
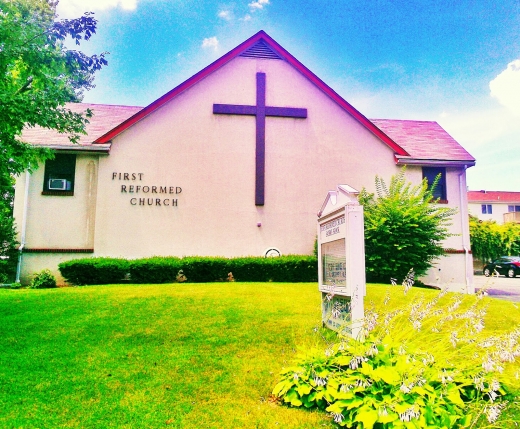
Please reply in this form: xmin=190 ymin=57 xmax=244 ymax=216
xmin=317 ymin=185 xmax=366 ymax=338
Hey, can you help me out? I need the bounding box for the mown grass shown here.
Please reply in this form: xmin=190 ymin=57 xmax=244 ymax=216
xmin=0 ymin=283 xmax=518 ymax=428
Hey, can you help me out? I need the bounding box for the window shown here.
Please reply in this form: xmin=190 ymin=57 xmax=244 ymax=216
xmin=508 ymin=205 xmax=520 ymax=212
xmin=422 ymin=167 xmax=447 ymax=202
xmin=481 ymin=204 xmax=492 ymax=214
xmin=42 ymin=154 xmax=76 ymax=195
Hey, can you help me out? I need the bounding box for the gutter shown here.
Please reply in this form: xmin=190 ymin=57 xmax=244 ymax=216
xmin=43 ymin=144 xmax=111 ymax=153
xmin=396 ymin=158 xmax=476 ymax=167
xmin=458 ymin=166 xmax=474 ymax=293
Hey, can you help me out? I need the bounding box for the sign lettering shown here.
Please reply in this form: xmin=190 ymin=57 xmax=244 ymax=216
xmin=112 ymin=172 xmax=182 ymax=207
xmin=320 ymin=216 xmax=345 ymax=237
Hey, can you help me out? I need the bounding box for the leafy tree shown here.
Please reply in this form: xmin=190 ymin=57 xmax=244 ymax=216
xmin=358 ymin=168 xmax=456 ymax=284
xmin=0 ymin=0 xmax=107 ymax=281
xmin=469 ymin=216 xmax=520 ymax=262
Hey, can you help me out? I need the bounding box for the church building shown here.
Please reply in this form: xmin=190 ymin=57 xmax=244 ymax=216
xmin=14 ymin=31 xmax=476 ymax=291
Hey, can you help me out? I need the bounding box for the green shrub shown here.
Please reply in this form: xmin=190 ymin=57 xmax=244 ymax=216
xmin=60 ymin=255 xmax=318 ymax=285
xmin=359 ymin=168 xmax=456 ymax=283
xmin=128 ymin=257 xmax=183 ymax=283
xmin=59 ymin=258 xmax=130 ymax=285
xmin=273 ymin=279 xmax=519 ymax=428
xmin=29 ymin=269 xmax=57 ymax=289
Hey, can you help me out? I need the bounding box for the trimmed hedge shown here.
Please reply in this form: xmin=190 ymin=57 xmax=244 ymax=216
xmin=59 ymin=255 xmax=318 ymax=285
xmin=59 ymin=258 xmax=130 ymax=285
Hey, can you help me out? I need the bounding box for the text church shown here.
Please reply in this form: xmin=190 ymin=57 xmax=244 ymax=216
xmin=14 ymin=31 xmax=476 ymax=291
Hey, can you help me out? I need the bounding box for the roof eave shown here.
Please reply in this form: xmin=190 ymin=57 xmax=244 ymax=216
xmin=40 ymin=144 xmax=111 ymax=153
xmin=93 ymin=31 xmax=409 ymax=157
xmin=395 ymin=157 xmax=476 ymax=167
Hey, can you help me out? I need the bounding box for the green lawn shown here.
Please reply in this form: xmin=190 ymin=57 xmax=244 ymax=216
xmin=0 ymin=283 xmax=518 ymax=428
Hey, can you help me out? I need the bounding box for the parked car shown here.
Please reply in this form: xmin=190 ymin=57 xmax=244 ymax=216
xmin=483 ymin=256 xmax=520 ymax=278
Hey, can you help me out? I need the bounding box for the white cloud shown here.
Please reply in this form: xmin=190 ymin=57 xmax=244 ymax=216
xmin=201 ymin=36 xmax=219 ymax=51
xmin=248 ymin=0 xmax=269 ymax=10
xmin=489 ymin=59 xmax=520 ymax=117
xmin=56 ymin=0 xmax=138 ymax=18
xmin=241 ymin=14 xmax=252 ymax=21
xmin=218 ymin=10 xmax=232 ymax=20
xmin=343 ymin=78 xmax=520 ymax=191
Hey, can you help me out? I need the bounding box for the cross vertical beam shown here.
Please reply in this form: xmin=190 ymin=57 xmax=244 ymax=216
xmin=213 ymin=73 xmax=307 ymax=206
xmin=255 ymin=73 xmax=266 ymax=205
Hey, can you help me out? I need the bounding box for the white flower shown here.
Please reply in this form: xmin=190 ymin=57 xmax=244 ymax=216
xmin=412 ymin=319 xmax=421 ymax=331
xmin=448 ymin=298 xmax=462 ymax=312
xmin=473 ymin=319 xmax=485 ymax=333
xmin=349 ymin=357 xmax=360 ymax=370
xmin=485 ymin=405 xmax=503 ymax=423
xmin=490 ymin=379 xmax=501 ymax=392
xmin=399 ymin=406 xmax=420 ymax=422
xmin=474 ymin=376 xmax=485 ymax=391
xmin=384 ymin=292 xmax=391 ymax=305
xmin=441 ymin=370 xmax=453 ymax=385
xmin=480 ymin=339 xmax=494 ymax=348
xmin=313 ymin=376 xmax=327 ymax=387
xmin=364 ymin=313 xmax=378 ymax=332
xmin=499 ymin=350 xmax=515 ymax=362
xmin=331 ymin=308 xmax=342 ymax=318
xmin=366 ymin=343 xmax=379 ymax=357
xmin=450 ymin=332 xmax=459 ymax=347
xmin=482 ymin=358 xmax=497 ymax=372
xmin=400 ymin=383 xmax=411 ymax=393
xmin=331 ymin=412 xmax=344 ymax=423
xmin=356 ymin=378 xmax=372 ymax=388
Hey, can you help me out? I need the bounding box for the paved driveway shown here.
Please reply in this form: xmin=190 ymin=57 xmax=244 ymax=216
xmin=473 ymin=274 xmax=520 ymax=302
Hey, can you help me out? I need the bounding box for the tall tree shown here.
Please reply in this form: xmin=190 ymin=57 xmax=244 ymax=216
xmin=0 ymin=0 xmax=107 ymax=281
xmin=358 ymin=168 xmax=456 ymax=284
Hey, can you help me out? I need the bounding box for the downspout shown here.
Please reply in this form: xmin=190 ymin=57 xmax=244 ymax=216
xmin=458 ymin=166 xmax=473 ymax=293
xmin=15 ymin=171 xmax=30 ymax=284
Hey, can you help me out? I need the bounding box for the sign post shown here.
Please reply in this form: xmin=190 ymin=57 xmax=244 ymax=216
xmin=317 ymin=185 xmax=366 ymax=338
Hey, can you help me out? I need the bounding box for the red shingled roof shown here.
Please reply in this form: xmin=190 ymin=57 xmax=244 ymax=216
xmin=20 ymin=103 xmax=474 ymax=164
xmin=371 ymin=119 xmax=475 ymax=165
xmin=18 ymin=33 xmax=474 ymax=167
xmin=468 ymin=191 xmax=520 ymax=203
xmin=20 ymin=103 xmax=142 ymax=151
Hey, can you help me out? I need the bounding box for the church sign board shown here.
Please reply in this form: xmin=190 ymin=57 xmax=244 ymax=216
xmin=317 ymin=185 xmax=366 ymax=338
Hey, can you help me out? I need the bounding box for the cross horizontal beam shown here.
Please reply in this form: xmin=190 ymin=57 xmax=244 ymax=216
xmin=213 ymin=73 xmax=307 ymax=205
xmin=213 ymin=104 xmax=307 ymax=118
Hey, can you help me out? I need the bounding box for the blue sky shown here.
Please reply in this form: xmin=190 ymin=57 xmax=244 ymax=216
xmin=57 ymin=0 xmax=520 ymax=191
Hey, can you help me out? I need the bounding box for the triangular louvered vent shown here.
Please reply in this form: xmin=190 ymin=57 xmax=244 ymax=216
xmin=239 ymin=40 xmax=283 ymax=60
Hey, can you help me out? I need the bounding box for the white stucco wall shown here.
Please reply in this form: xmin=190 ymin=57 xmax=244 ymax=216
xmin=13 ymin=55 xmax=473 ymax=292
xmin=93 ymin=57 xmax=400 ymax=259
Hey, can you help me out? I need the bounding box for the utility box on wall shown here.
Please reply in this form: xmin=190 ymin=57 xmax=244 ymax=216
xmin=317 ymin=184 xmax=366 ymax=338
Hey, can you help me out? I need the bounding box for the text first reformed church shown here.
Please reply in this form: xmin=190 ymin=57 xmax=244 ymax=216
xmin=14 ymin=31 xmax=476 ymax=291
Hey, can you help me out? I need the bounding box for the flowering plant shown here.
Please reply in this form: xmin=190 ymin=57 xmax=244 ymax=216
xmin=272 ymin=275 xmax=519 ymax=428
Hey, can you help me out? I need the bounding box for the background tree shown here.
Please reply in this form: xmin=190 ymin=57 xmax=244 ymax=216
xmin=469 ymin=216 xmax=520 ymax=263
xmin=0 ymin=0 xmax=107 ymax=281
xmin=358 ymin=168 xmax=456 ymax=284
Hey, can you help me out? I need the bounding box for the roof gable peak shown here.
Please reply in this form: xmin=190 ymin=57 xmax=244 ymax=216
xmin=93 ymin=30 xmax=407 ymax=157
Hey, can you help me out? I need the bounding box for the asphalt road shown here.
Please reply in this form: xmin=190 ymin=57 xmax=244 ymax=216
xmin=473 ymin=274 xmax=520 ymax=302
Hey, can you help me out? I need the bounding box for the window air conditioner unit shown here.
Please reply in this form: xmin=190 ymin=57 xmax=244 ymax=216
xmin=48 ymin=179 xmax=70 ymax=190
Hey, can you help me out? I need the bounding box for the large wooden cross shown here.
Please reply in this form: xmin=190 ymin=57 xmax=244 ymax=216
xmin=213 ymin=72 xmax=307 ymax=206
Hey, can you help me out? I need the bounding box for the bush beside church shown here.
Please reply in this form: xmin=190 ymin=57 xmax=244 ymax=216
xmin=58 ymin=255 xmax=318 ymax=285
